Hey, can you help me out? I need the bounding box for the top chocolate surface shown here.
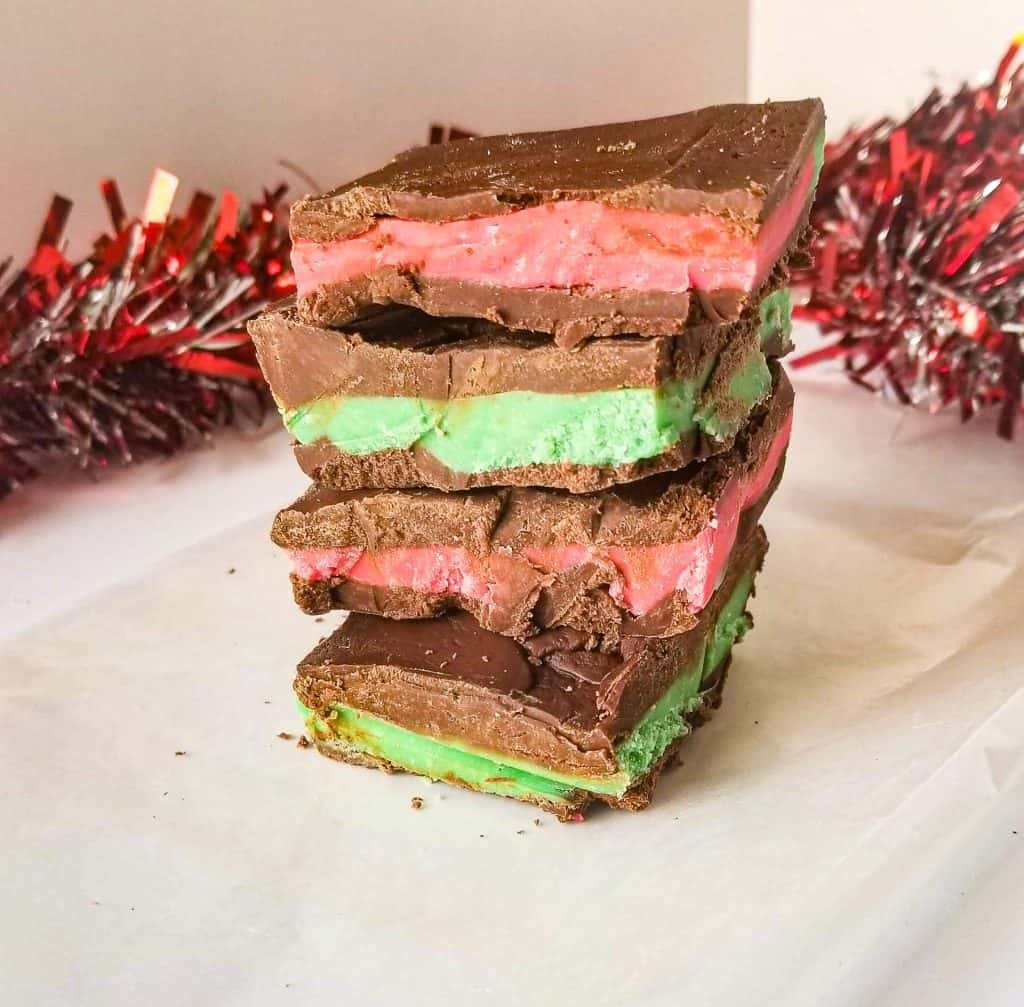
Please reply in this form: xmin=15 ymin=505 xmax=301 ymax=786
xmin=292 ymin=100 xmax=826 ymax=241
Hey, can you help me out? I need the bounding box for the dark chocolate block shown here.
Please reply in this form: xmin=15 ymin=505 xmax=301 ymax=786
xmin=251 ymin=289 xmax=788 ymax=407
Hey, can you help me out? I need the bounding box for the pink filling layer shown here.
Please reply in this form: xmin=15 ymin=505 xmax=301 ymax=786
xmin=290 ymin=412 xmax=792 ymax=618
xmin=294 ymin=151 xmax=818 ymax=299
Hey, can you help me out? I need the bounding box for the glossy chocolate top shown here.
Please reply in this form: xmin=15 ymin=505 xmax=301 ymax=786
xmin=292 ymin=100 xmax=826 ymax=241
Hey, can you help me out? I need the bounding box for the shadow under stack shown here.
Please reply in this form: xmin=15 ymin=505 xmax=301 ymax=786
xmin=251 ymin=99 xmax=825 ymax=820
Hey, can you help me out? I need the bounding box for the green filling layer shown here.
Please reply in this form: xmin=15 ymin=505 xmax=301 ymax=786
xmin=616 ymin=572 xmax=752 ymax=777
xmin=759 ymin=287 xmax=793 ymax=349
xmin=286 ymin=377 xmax=716 ymax=471
xmin=693 ymin=354 xmax=773 ymax=440
xmin=301 ymin=575 xmax=755 ymax=807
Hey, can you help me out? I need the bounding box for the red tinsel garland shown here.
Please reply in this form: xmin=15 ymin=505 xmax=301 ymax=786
xmin=792 ymin=37 xmax=1024 ymax=438
xmin=0 ymin=172 xmax=294 ymax=498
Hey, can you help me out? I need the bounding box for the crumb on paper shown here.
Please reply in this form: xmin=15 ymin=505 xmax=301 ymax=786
xmin=314 ymin=616 xmax=324 ymax=623
xmin=516 ymin=829 xmax=525 ymax=835
xmin=297 ymin=735 xmax=311 ymax=749
xmin=533 ymin=818 xmax=541 ymax=827
xmin=596 ymin=140 xmax=636 ymax=153
xmin=277 ymin=732 xmax=295 ymax=741
xmin=174 ymin=750 xmax=187 ymax=757
xmin=410 ymin=796 xmax=424 ymax=810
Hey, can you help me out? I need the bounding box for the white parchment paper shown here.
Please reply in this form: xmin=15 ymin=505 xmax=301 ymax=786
xmin=3 ymin=367 xmax=1023 ymax=1006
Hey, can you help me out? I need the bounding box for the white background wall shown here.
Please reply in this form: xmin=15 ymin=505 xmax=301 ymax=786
xmin=1 ymin=0 xmax=747 ymax=261
xmin=750 ymin=0 xmax=1021 ymax=134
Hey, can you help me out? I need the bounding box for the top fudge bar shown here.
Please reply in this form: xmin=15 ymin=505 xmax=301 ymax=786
xmin=291 ymin=99 xmax=824 ymax=346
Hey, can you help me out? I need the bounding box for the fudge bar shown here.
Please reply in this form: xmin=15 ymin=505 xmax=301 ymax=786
xmin=290 ymin=100 xmax=824 ymax=345
xmin=275 ymin=367 xmax=792 ymax=639
xmin=296 ymin=524 xmax=768 ymax=819
xmin=250 ymin=290 xmax=791 ymax=493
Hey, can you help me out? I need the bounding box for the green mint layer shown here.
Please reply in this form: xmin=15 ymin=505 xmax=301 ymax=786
xmin=284 ymin=362 xmax=757 ymax=471
xmin=759 ymin=287 xmax=793 ymax=349
xmin=693 ymin=354 xmax=773 ymax=441
xmin=286 ymin=376 xmax=709 ymax=471
xmin=302 ymin=703 xmax=615 ymax=803
xmin=812 ymin=131 xmax=826 ymax=186
xmin=615 ymin=573 xmax=752 ymax=777
xmin=300 ymin=576 xmax=755 ymax=807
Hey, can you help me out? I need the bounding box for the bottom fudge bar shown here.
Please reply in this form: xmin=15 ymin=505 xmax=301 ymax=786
xmin=295 ymin=525 xmax=768 ymax=819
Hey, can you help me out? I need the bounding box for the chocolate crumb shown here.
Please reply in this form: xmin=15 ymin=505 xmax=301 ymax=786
xmin=533 ymin=818 xmax=541 ymax=827
xmin=174 ymin=751 xmax=187 ymax=757
xmin=516 ymin=829 xmax=525 ymax=835
xmin=314 ymin=616 xmax=324 ymax=623
xmin=277 ymin=732 xmax=295 ymax=741
xmin=410 ymin=796 xmax=424 ymax=809
xmin=297 ymin=735 xmax=311 ymax=749
xmin=227 ymin=567 xmax=236 ymax=575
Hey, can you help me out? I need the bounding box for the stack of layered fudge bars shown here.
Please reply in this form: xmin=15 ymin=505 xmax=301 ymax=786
xmin=252 ymin=99 xmax=824 ymax=820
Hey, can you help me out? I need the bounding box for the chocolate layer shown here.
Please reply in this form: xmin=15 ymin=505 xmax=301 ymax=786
xmin=293 ymin=101 xmax=823 ymax=236
xmin=276 ymin=369 xmax=792 ymax=638
xmin=295 ymin=523 xmax=766 ymax=782
xmin=294 ymin=434 xmax=698 ymax=495
xmin=250 ymin=287 xmax=784 ymax=410
xmin=297 ymin=263 xmax=798 ymax=349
